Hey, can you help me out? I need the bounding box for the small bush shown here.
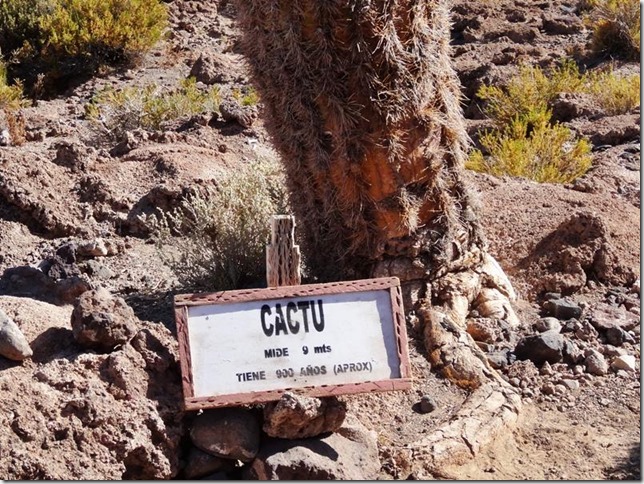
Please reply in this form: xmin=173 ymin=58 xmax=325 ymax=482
xmin=232 ymin=87 xmax=260 ymax=107
xmin=0 ymin=61 xmax=28 ymax=145
xmin=39 ymin=0 xmax=167 ymax=62
xmin=0 ymin=62 xmax=27 ymax=111
xmin=467 ymin=107 xmax=592 ymax=184
xmin=145 ymin=157 xmax=290 ymax=290
xmin=478 ymin=61 xmax=586 ymax=126
xmin=586 ymin=69 xmax=640 ymax=114
xmin=588 ymin=0 xmax=640 ymax=59
xmin=86 ymin=78 xmax=221 ymax=139
xmin=0 ymin=0 xmax=167 ymax=89
xmin=478 ymin=60 xmax=640 ymax=121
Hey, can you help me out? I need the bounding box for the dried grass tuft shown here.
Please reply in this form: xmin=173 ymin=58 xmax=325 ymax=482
xmin=144 ymin=156 xmax=290 ymax=291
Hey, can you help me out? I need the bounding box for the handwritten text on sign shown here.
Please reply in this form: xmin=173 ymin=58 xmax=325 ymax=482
xmin=175 ymin=278 xmax=411 ymax=410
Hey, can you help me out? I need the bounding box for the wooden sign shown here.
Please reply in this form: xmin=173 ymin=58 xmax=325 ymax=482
xmin=175 ymin=277 xmax=411 ymax=410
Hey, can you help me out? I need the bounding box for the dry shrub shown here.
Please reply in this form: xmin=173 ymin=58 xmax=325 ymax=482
xmin=145 ymin=157 xmax=290 ymax=290
xmin=86 ymin=78 xmax=221 ymax=140
xmin=467 ymin=107 xmax=592 ymax=184
xmin=587 ymin=0 xmax=640 ymax=59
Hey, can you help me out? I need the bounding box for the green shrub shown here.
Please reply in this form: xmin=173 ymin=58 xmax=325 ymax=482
xmin=0 ymin=0 xmax=167 ymax=89
xmin=86 ymin=78 xmax=221 ymax=139
xmin=145 ymin=157 xmax=290 ymax=290
xmin=232 ymin=87 xmax=260 ymax=107
xmin=588 ymin=0 xmax=640 ymax=59
xmin=0 ymin=62 xmax=27 ymax=111
xmin=586 ymin=69 xmax=640 ymax=115
xmin=0 ymin=0 xmax=53 ymax=56
xmin=478 ymin=61 xmax=586 ymax=126
xmin=467 ymin=107 xmax=592 ymax=184
xmin=39 ymin=0 xmax=167 ymax=62
xmin=478 ymin=61 xmax=640 ymax=121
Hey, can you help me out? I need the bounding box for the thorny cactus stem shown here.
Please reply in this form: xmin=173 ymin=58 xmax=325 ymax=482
xmin=236 ymin=0 xmax=519 ymax=388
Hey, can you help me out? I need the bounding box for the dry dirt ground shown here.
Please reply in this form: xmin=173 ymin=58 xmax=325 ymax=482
xmin=0 ymin=0 xmax=640 ymax=480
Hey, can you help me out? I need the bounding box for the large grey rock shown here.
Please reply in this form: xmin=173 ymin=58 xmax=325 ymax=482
xmin=584 ymin=349 xmax=609 ymax=376
xmin=263 ymin=393 xmax=346 ymax=439
xmin=71 ymin=288 xmax=137 ymax=352
xmin=0 ymin=309 xmax=32 ymax=361
xmin=605 ymin=326 xmax=634 ymax=346
xmin=543 ymin=298 xmax=582 ymax=320
xmin=190 ymin=408 xmax=260 ymax=463
xmin=514 ymin=330 xmax=564 ymax=365
xmin=247 ymin=414 xmax=379 ymax=480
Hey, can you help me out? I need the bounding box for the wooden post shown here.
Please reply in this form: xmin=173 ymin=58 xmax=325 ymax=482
xmin=266 ymin=215 xmax=301 ymax=287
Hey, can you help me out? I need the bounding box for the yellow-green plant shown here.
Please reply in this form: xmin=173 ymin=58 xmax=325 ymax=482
xmin=86 ymin=77 xmax=221 ymax=139
xmin=0 ymin=62 xmax=27 ymax=111
xmin=467 ymin=107 xmax=592 ymax=184
xmin=232 ymin=87 xmax=260 ymax=107
xmin=587 ymin=0 xmax=640 ymax=59
xmin=39 ymin=0 xmax=167 ymax=62
xmin=0 ymin=0 xmax=167 ymax=89
xmin=479 ymin=61 xmax=640 ymax=121
xmin=478 ymin=61 xmax=586 ymax=126
xmin=586 ymin=69 xmax=640 ymax=114
xmin=145 ymin=157 xmax=290 ymax=290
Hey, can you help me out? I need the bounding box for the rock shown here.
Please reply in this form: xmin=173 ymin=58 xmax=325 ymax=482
xmin=514 ymin=330 xmax=564 ymax=365
xmin=219 ymin=100 xmax=256 ymax=128
xmin=0 ymin=265 xmax=91 ymax=305
xmin=0 ymin=128 xmax=10 ymax=146
xmin=574 ymin=320 xmax=599 ymax=341
xmin=189 ymin=52 xmax=240 ymax=84
xmin=605 ymin=326 xmax=634 ymax=346
xmin=543 ymin=298 xmax=582 ymax=320
xmin=541 ymin=383 xmax=555 ymax=395
xmin=263 ymin=393 xmax=346 ymax=439
xmin=83 ymin=260 xmax=115 ymax=280
xmin=560 ymin=379 xmax=579 ymax=391
xmin=535 ymin=317 xmax=562 ymax=333
xmin=77 ymin=238 xmax=109 ymax=258
xmin=590 ymin=303 xmax=639 ymax=331
xmin=631 ymin=279 xmax=640 ymax=295
xmin=71 ymin=288 xmax=138 ymax=352
xmin=539 ymin=361 xmax=554 ymax=376
xmin=467 ymin=318 xmax=500 ymax=343
xmin=183 ymin=447 xmax=230 ymax=480
xmin=584 ymin=349 xmax=609 ymax=376
xmin=541 ymin=14 xmax=583 ymax=35
xmin=190 ymin=408 xmax=260 ymax=462
xmin=601 ymin=344 xmax=626 ymax=357
xmin=551 ymin=93 xmax=598 ymax=122
xmin=247 ymin=414 xmax=379 ymax=480
xmin=0 ymin=309 xmax=33 ymax=361
xmin=486 ymin=351 xmax=509 ymax=369
xmin=418 ymin=395 xmax=437 ymax=414
xmin=53 ymin=141 xmax=96 ymax=172
xmin=611 ymin=355 xmax=637 ymax=372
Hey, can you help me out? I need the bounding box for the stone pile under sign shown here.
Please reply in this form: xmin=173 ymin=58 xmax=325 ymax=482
xmin=174 ymin=277 xmax=411 ymax=410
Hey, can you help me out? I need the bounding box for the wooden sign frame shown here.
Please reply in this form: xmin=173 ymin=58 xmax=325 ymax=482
xmin=175 ymin=277 xmax=411 ymax=410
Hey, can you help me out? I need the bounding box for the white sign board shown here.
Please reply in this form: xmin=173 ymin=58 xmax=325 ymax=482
xmin=175 ymin=277 xmax=411 ymax=410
